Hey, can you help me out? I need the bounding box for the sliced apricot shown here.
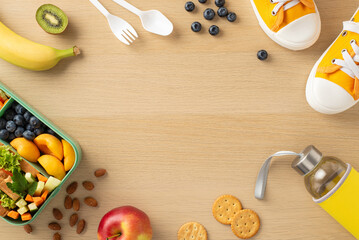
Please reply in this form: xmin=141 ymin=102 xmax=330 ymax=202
xmin=62 ymin=140 xmax=75 ymax=171
xmin=38 ymin=155 xmax=66 ymax=180
xmin=34 ymin=134 xmax=63 ymax=160
xmin=10 ymin=138 xmax=40 ymax=162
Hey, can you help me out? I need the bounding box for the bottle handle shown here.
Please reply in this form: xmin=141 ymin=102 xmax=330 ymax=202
xmin=255 ymin=151 xmax=301 ymax=200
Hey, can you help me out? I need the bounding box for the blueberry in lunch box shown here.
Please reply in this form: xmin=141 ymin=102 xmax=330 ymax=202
xmin=8 ymin=133 xmax=16 ymax=141
xmin=191 ymin=22 xmax=202 ymax=32
xmin=215 ymin=0 xmax=225 ymax=7
xmin=185 ymin=1 xmax=195 ymax=12
xmin=217 ymin=7 xmax=228 ymax=17
xmin=13 ymin=115 xmax=25 ymax=126
xmin=34 ymin=127 xmax=45 ymax=136
xmin=15 ymin=127 xmax=25 ymax=138
xmin=204 ymin=8 xmax=215 ymax=20
xmin=23 ymin=111 xmax=32 ymax=122
xmin=46 ymin=128 xmax=56 ymax=135
xmin=6 ymin=121 xmax=16 ymax=133
xmin=0 ymin=129 xmax=9 ymax=140
xmin=23 ymin=130 xmax=36 ymax=141
xmin=15 ymin=104 xmax=26 ymax=115
xmin=29 ymin=116 xmax=41 ymax=128
xmin=0 ymin=118 xmax=6 ymax=129
xmin=4 ymin=109 xmax=16 ymax=121
xmin=209 ymin=25 xmax=220 ymax=35
xmin=227 ymin=12 xmax=237 ymax=22
xmin=26 ymin=124 xmax=35 ymax=132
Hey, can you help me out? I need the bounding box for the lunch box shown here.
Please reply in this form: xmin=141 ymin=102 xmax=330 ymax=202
xmin=0 ymin=82 xmax=82 ymax=225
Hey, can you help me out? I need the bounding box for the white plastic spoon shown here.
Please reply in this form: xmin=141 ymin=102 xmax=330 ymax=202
xmin=112 ymin=0 xmax=173 ymax=36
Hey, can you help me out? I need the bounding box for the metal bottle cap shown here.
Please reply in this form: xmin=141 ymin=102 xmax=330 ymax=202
xmin=291 ymin=145 xmax=323 ymax=176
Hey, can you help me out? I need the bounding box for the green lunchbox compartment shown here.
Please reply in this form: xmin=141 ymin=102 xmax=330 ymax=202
xmin=0 ymin=82 xmax=82 ymax=225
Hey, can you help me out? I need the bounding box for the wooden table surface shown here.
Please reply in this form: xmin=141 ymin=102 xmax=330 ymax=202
xmin=0 ymin=0 xmax=359 ymax=239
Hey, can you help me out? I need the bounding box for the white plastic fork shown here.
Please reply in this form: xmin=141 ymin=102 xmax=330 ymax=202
xmin=89 ymin=0 xmax=138 ymax=45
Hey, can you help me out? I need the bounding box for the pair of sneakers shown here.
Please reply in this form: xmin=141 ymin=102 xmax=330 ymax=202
xmin=250 ymin=1 xmax=359 ymax=114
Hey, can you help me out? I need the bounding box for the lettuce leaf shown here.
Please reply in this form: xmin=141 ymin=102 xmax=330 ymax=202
xmin=0 ymin=190 xmax=16 ymax=209
xmin=0 ymin=145 xmax=22 ymax=173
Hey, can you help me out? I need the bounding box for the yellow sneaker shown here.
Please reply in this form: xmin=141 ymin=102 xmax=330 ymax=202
xmin=250 ymin=0 xmax=321 ymax=50
xmin=306 ymin=8 xmax=359 ymax=114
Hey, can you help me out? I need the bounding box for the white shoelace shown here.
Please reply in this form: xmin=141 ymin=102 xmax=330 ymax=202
xmin=332 ymin=21 xmax=359 ymax=80
xmin=271 ymin=0 xmax=301 ymax=16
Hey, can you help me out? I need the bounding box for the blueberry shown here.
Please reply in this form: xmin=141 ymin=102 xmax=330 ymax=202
xmin=204 ymin=8 xmax=215 ymax=20
xmin=209 ymin=25 xmax=220 ymax=35
xmin=4 ymin=109 xmax=15 ymax=121
xmin=23 ymin=111 xmax=32 ymax=122
xmin=34 ymin=127 xmax=45 ymax=136
xmin=257 ymin=50 xmax=268 ymax=60
xmin=217 ymin=7 xmax=228 ymax=17
xmin=215 ymin=0 xmax=225 ymax=7
xmin=29 ymin=116 xmax=41 ymax=129
xmin=14 ymin=104 xmax=26 ymax=115
xmin=198 ymin=0 xmax=207 ymax=3
xmin=227 ymin=12 xmax=237 ymax=22
xmin=26 ymin=124 xmax=35 ymax=132
xmin=13 ymin=115 xmax=25 ymax=126
xmin=8 ymin=133 xmax=16 ymax=142
xmin=191 ymin=22 xmax=202 ymax=32
xmin=14 ymin=127 xmax=25 ymax=138
xmin=23 ymin=130 xmax=35 ymax=141
xmin=0 ymin=129 xmax=9 ymax=140
xmin=0 ymin=118 xmax=6 ymax=129
xmin=185 ymin=1 xmax=195 ymax=12
xmin=6 ymin=121 xmax=16 ymax=133
xmin=46 ymin=128 xmax=57 ymax=136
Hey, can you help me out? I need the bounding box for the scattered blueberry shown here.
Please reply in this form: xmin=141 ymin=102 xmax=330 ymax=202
xmin=14 ymin=104 xmax=26 ymax=115
xmin=5 ymin=121 xmax=16 ymax=133
xmin=29 ymin=116 xmax=41 ymax=129
xmin=191 ymin=22 xmax=202 ymax=32
xmin=217 ymin=7 xmax=228 ymax=17
xmin=257 ymin=50 xmax=268 ymax=60
xmin=26 ymin=124 xmax=35 ymax=132
xmin=209 ymin=25 xmax=220 ymax=35
xmin=0 ymin=118 xmax=6 ymax=129
xmin=13 ymin=115 xmax=25 ymax=126
xmin=185 ymin=1 xmax=195 ymax=12
xmin=34 ymin=127 xmax=45 ymax=136
xmin=23 ymin=130 xmax=35 ymax=141
xmin=0 ymin=129 xmax=9 ymax=140
xmin=23 ymin=111 xmax=32 ymax=122
xmin=198 ymin=0 xmax=207 ymax=3
xmin=227 ymin=12 xmax=237 ymax=22
xmin=14 ymin=127 xmax=25 ymax=138
xmin=204 ymin=8 xmax=215 ymax=20
xmin=4 ymin=109 xmax=15 ymax=121
xmin=215 ymin=0 xmax=225 ymax=7
xmin=8 ymin=133 xmax=16 ymax=142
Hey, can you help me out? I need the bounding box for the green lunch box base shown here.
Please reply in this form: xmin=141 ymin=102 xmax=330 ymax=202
xmin=0 ymin=82 xmax=82 ymax=226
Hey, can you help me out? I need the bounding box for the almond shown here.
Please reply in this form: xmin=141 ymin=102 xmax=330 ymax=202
xmin=73 ymin=198 xmax=80 ymax=211
xmin=53 ymin=208 xmax=63 ymax=220
xmin=53 ymin=232 xmax=61 ymax=240
xmin=94 ymin=168 xmax=107 ymax=177
xmin=48 ymin=222 xmax=61 ymax=231
xmin=77 ymin=219 xmax=86 ymax=234
xmin=64 ymin=195 xmax=73 ymax=209
xmin=84 ymin=197 xmax=98 ymax=207
xmin=82 ymin=181 xmax=95 ymax=191
xmin=24 ymin=224 xmax=32 ymax=234
xmin=66 ymin=182 xmax=78 ymax=194
xmin=69 ymin=213 xmax=79 ymax=227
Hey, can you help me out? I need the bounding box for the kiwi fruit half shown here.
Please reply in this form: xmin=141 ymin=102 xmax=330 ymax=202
xmin=36 ymin=4 xmax=68 ymax=34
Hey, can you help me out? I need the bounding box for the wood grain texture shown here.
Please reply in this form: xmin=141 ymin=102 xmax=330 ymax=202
xmin=0 ymin=0 xmax=358 ymax=239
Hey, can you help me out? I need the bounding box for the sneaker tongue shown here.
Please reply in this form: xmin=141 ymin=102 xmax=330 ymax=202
xmin=352 ymin=8 xmax=359 ymax=22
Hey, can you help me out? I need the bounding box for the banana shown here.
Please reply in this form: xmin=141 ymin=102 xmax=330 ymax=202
xmin=0 ymin=21 xmax=80 ymax=71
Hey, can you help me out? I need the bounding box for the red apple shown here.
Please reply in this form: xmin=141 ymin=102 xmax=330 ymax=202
xmin=97 ymin=206 xmax=153 ymax=240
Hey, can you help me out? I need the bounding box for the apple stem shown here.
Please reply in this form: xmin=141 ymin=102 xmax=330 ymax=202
xmin=107 ymin=233 xmax=121 ymax=239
